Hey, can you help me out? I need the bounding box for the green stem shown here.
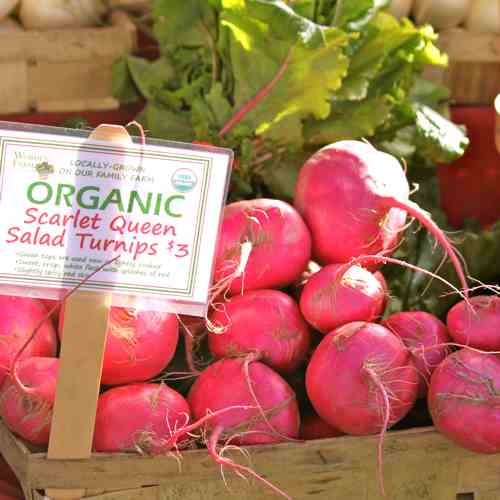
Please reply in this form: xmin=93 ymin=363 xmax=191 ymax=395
xmin=333 ymin=0 xmax=345 ymax=27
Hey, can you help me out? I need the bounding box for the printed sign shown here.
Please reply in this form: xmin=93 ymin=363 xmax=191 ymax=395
xmin=0 ymin=122 xmax=233 ymax=316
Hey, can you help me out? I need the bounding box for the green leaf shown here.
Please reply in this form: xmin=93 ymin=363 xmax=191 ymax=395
xmin=153 ymin=0 xmax=217 ymax=49
xmin=221 ymin=0 xmax=352 ymax=144
xmin=414 ymin=105 xmax=470 ymax=164
xmin=111 ymin=59 xmax=140 ymax=104
xmin=138 ymin=104 xmax=195 ymax=142
xmin=334 ymin=0 xmax=390 ymax=31
xmin=126 ymin=56 xmax=176 ymax=101
xmin=304 ymin=95 xmax=392 ymax=144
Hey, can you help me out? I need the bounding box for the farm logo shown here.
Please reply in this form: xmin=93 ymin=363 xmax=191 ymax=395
xmin=171 ymin=168 xmax=197 ymax=193
xmin=13 ymin=151 xmax=50 ymax=173
xmin=35 ymin=161 xmax=55 ymax=180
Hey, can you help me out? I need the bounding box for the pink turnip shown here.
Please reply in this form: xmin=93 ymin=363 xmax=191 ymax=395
xmin=0 ymin=357 xmax=58 ymax=445
xmin=300 ymin=413 xmax=343 ymax=440
xmin=0 ymin=296 xmax=58 ymax=386
xmin=294 ymin=140 xmax=468 ymax=292
xmin=383 ymin=311 xmax=452 ymax=398
xmin=428 ymin=349 xmax=500 ymax=453
xmin=299 ymin=263 xmax=385 ymax=334
xmin=213 ymin=199 xmax=311 ymax=297
xmin=93 ymin=383 xmax=191 ymax=454
xmin=306 ymin=321 xmax=418 ymax=494
xmin=59 ymin=307 xmax=179 ymax=385
xmin=446 ymin=295 xmax=500 ymax=351
xmin=208 ymin=289 xmax=310 ymax=373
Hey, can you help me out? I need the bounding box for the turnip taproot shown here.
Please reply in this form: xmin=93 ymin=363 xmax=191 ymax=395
xmin=306 ymin=321 xmax=418 ymax=494
xmin=294 ymin=141 xmax=469 ymax=293
xmin=428 ymin=349 xmax=500 ymax=453
xmin=93 ymin=383 xmax=191 ymax=454
xmin=446 ymin=295 xmax=500 ymax=351
xmin=208 ymin=289 xmax=310 ymax=373
xmin=383 ymin=311 xmax=451 ymax=398
xmin=299 ymin=263 xmax=385 ymax=334
xmin=0 ymin=296 xmax=58 ymax=386
xmin=0 ymin=357 xmax=58 ymax=445
xmin=59 ymin=307 xmax=179 ymax=385
xmin=213 ymin=199 xmax=311 ymax=297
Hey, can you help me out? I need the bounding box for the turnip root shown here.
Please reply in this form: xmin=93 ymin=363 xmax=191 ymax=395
xmin=93 ymin=383 xmax=191 ymax=454
xmin=213 ymin=199 xmax=311 ymax=297
xmin=19 ymin=0 xmax=105 ymax=30
xmin=59 ymin=307 xmax=179 ymax=385
xmin=383 ymin=311 xmax=451 ymax=397
xmin=299 ymin=263 xmax=385 ymax=334
xmin=428 ymin=349 xmax=500 ymax=453
xmin=300 ymin=413 xmax=343 ymax=440
xmin=306 ymin=321 xmax=418 ymax=494
xmin=208 ymin=289 xmax=311 ymax=373
xmin=0 ymin=1 xmax=18 ymax=21
xmin=294 ymin=141 xmax=469 ymax=294
xmin=0 ymin=296 xmax=58 ymax=387
xmin=374 ymin=270 xmax=390 ymax=312
xmin=0 ymin=357 xmax=58 ymax=445
xmin=446 ymin=295 xmax=500 ymax=351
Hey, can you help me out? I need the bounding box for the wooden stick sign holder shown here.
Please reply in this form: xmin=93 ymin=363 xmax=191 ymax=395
xmin=45 ymin=124 xmax=133 ymax=500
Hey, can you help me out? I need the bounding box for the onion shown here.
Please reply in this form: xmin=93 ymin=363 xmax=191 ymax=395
xmin=465 ymin=0 xmax=500 ymax=34
xmin=412 ymin=0 xmax=471 ymax=30
xmin=0 ymin=17 xmax=22 ymax=30
xmin=19 ymin=0 xmax=106 ymax=30
xmin=387 ymin=0 xmax=413 ymax=19
xmin=0 ymin=0 xmax=19 ymax=20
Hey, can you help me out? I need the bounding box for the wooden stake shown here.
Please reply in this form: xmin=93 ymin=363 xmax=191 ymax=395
xmin=45 ymin=125 xmax=133 ymax=500
xmin=495 ymin=94 xmax=500 ymax=154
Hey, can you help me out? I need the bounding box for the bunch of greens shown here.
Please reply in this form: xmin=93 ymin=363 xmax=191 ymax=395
xmin=113 ymin=0 xmax=468 ymax=201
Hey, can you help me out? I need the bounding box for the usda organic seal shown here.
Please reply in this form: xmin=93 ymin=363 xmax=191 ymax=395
xmin=171 ymin=168 xmax=198 ymax=193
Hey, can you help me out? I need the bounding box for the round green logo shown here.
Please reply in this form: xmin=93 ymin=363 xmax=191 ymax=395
xmin=171 ymin=168 xmax=198 ymax=193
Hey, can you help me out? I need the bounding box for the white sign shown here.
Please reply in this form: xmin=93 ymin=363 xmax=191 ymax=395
xmin=0 ymin=122 xmax=233 ymax=316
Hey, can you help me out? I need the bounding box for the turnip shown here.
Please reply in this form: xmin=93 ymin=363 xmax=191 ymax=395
xmin=383 ymin=311 xmax=451 ymax=397
xmin=446 ymin=295 xmax=500 ymax=351
xmin=306 ymin=321 xmax=418 ymax=494
xmin=19 ymin=0 xmax=105 ymax=30
xmin=93 ymin=383 xmax=192 ymax=454
xmin=208 ymin=289 xmax=311 ymax=373
xmin=0 ymin=296 xmax=58 ymax=387
xmin=299 ymin=263 xmax=385 ymax=334
xmin=163 ymin=358 xmax=299 ymax=498
xmin=294 ymin=141 xmax=469 ymax=294
xmin=428 ymin=349 xmax=500 ymax=453
xmin=300 ymin=413 xmax=343 ymax=440
xmin=0 ymin=357 xmax=58 ymax=445
xmin=213 ymin=199 xmax=311 ymax=297
xmin=412 ymin=0 xmax=471 ymax=30
xmin=59 ymin=306 xmax=179 ymax=385
xmin=374 ymin=270 xmax=390 ymax=313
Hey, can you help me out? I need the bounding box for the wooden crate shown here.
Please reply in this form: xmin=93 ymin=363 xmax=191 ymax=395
xmin=1 ymin=419 xmax=500 ymax=500
xmin=425 ymin=29 xmax=500 ymax=105
xmin=0 ymin=11 xmax=137 ymax=114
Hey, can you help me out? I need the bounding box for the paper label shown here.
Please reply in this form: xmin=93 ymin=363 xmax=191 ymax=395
xmin=0 ymin=125 xmax=232 ymax=315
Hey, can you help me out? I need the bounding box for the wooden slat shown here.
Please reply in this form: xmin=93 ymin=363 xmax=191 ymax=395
xmin=437 ymin=29 xmax=500 ymax=63
xmin=0 ymin=419 xmax=30 ymax=485
xmin=0 ymin=61 xmax=29 ymax=113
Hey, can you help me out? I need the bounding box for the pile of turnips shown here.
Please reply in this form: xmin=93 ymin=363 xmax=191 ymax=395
xmin=0 ymin=140 xmax=499 ymax=498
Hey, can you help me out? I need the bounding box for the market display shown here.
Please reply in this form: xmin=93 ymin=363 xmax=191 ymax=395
xmin=0 ymin=1 xmax=498 ymax=499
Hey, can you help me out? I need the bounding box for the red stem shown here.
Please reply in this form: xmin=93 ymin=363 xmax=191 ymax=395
xmin=218 ymin=49 xmax=293 ymax=138
xmin=386 ymin=197 xmax=469 ymax=297
xmin=11 ymin=255 xmax=120 ymax=398
xmin=207 ymin=423 xmax=292 ymax=500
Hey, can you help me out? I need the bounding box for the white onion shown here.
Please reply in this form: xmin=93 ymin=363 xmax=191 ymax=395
xmin=412 ymin=0 xmax=471 ymax=30
xmin=465 ymin=0 xmax=500 ymax=34
xmin=0 ymin=17 xmax=22 ymax=31
xmin=0 ymin=0 xmax=19 ymax=20
xmin=387 ymin=0 xmax=413 ymax=19
xmin=19 ymin=0 xmax=106 ymax=30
